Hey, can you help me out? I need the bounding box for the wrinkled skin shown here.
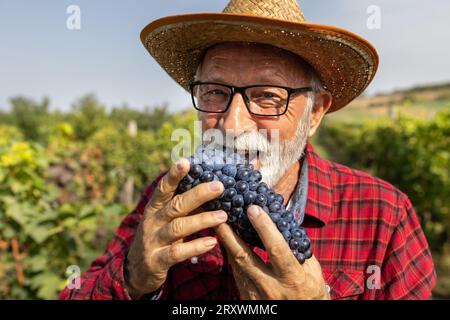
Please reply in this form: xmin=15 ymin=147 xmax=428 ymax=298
xmin=217 ymin=206 xmax=329 ymax=300
xmin=126 ymin=42 xmax=332 ymax=299
xmin=125 ymin=159 xmax=227 ymax=298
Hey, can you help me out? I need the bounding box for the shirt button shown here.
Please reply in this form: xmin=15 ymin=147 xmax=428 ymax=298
xmin=191 ymin=256 xmax=198 ymax=264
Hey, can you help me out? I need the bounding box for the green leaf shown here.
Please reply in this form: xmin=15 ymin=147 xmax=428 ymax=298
xmin=25 ymin=255 xmax=48 ymax=272
xmin=78 ymin=216 xmax=97 ymax=229
xmin=29 ymin=272 xmax=63 ymax=300
xmin=4 ymin=198 xmax=28 ymax=226
xmin=79 ymin=205 xmax=95 ymax=218
xmin=24 ymin=224 xmax=52 ymax=244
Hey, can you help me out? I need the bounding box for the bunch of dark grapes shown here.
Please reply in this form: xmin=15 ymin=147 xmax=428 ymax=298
xmin=177 ymin=148 xmax=312 ymax=263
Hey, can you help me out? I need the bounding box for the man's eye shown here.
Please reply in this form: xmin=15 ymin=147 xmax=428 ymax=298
xmin=256 ymin=92 xmax=281 ymax=100
xmin=262 ymin=92 xmax=277 ymax=98
xmin=206 ymin=89 xmax=227 ymax=95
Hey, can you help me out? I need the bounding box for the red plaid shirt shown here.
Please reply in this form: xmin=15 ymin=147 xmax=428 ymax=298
xmin=59 ymin=143 xmax=436 ymax=300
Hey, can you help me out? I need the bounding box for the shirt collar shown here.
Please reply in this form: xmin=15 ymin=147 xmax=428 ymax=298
xmin=302 ymin=142 xmax=334 ymax=227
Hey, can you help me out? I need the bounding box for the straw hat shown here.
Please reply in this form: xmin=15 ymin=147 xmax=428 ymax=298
xmin=140 ymin=0 xmax=379 ymax=113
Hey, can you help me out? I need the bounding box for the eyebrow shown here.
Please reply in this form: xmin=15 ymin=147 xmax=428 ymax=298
xmin=200 ymin=71 xmax=291 ymax=86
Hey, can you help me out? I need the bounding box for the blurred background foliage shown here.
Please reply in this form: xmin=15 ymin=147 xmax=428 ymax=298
xmin=0 ymin=84 xmax=449 ymax=299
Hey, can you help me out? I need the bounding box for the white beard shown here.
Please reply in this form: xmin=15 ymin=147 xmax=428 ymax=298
xmin=248 ymin=95 xmax=313 ymax=187
xmin=202 ymin=94 xmax=314 ymax=188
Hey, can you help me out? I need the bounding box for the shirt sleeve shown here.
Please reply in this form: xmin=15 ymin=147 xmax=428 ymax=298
xmin=381 ymin=194 xmax=437 ymax=299
xmin=59 ymin=174 xmax=165 ymax=300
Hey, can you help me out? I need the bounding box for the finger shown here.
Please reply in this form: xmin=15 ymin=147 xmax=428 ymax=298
xmin=160 ymin=180 xmax=224 ymax=220
xmin=149 ymin=158 xmax=190 ymax=210
xmin=247 ymin=205 xmax=298 ymax=275
xmin=215 ymin=223 xmax=269 ymax=278
xmin=157 ymin=236 xmax=218 ymax=270
xmin=158 ymin=210 xmax=228 ymax=244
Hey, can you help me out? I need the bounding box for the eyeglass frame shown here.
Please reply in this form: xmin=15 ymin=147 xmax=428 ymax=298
xmin=189 ymin=81 xmax=314 ymax=117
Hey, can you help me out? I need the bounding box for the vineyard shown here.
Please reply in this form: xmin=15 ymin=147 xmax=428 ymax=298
xmin=0 ymin=90 xmax=449 ymax=299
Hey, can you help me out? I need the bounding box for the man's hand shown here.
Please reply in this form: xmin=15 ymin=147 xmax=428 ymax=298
xmin=125 ymin=159 xmax=227 ymax=299
xmin=216 ymin=205 xmax=330 ymax=300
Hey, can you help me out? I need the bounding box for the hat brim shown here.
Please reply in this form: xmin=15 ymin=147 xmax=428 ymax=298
xmin=140 ymin=13 xmax=379 ymax=113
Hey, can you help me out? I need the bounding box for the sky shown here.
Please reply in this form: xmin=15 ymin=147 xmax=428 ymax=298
xmin=0 ymin=0 xmax=449 ymax=112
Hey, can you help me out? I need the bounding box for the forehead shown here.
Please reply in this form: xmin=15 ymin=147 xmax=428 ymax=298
xmin=199 ymin=42 xmax=311 ymax=83
xmin=204 ymin=42 xmax=298 ymax=60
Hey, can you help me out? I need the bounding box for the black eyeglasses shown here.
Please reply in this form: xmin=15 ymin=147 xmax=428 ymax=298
xmin=190 ymin=81 xmax=313 ymax=116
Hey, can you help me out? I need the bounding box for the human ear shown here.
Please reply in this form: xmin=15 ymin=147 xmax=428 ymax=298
xmin=308 ymin=91 xmax=332 ymax=137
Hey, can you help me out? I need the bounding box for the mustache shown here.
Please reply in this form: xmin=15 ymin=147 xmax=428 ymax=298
xmin=202 ymin=129 xmax=277 ymax=154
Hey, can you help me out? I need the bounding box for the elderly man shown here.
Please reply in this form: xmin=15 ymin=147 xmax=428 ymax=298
xmin=60 ymin=0 xmax=436 ymax=300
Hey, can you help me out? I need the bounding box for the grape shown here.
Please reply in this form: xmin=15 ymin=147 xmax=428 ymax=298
xmin=292 ymin=228 xmax=306 ymax=239
xmin=236 ymin=168 xmax=251 ymax=181
xmin=275 ymin=194 xmax=284 ymax=205
xmin=257 ymin=183 xmax=269 ymax=195
xmin=237 ymin=215 xmax=251 ymax=230
xmin=277 ymin=219 xmax=289 ymax=231
xmin=222 ymin=176 xmax=236 ymax=188
xmin=178 ymin=183 xmax=192 ymax=193
xmin=269 ymin=201 xmax=282 ymax=213
xmin=200 ymin=171 xmax=214 ymax=182
xmin=289 ymin=238 xmax=300 ymax=249
xmin=230 ymin=207 xmax=243 ymax=217
xmin=283 ymin=212 xmax=294 ymax=222
xmin=235 ymin=180 xmax=249 ymax=194
xmin=243 ymin=191 xmax=256 ymax=205
xmin=266 ymin=191 xmax=276 ymax=205
xmin=298 ymin=238 xmax=310 ymax=251
xmin=207 ymin=201 xmax=219 ymax=211
xmin=295 ymin=251 xmax=306 ymax=264
xmin=232 ymin=194 xmax=245 ymax=208
xmin=248 ymin=181 xmax=258 ymax=191
xmin=269 ymin=212 xmax=281 ymax=223
xmin=223 ymin=188 xmax=237 ymax=201
xmin=228 ymin=215 xmax=237 ymax=224
xmin=176 ymin=147 xmax=313 ymax=264
xmin=182 ymin=174 xmax=195 ymax=184
xmin=192 ymin=179 xmax=201 ymax=187
xmin=190 ymin=164 xmax=203 ymax=179
xmin=221 ymin=202 xmax=232 ymax=211
xmin=304 ymin=249 xmax=313 ymax=259
xmin=249 ymin=170 xmax=262 ymax=182
xmin=281 ymin=230 xmax=292 ymax=241
xmin=254 ymin=193 xmax=267 ymax=207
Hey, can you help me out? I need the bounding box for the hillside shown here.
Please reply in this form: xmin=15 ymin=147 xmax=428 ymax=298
xmin=326 ymin=82 xmax=450 ymax=123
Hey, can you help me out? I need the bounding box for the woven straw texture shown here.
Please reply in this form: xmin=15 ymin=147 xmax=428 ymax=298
xmin=223 ymin=0 xmax=305 ymax=22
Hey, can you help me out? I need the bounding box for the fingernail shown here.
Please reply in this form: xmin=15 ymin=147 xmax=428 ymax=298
xmin=204 ymin=238 xmax=217 ymax=247
xmin=176 ymin=158 xmax=186 ymax=171
xmin=209 ymin=181 xmax=223 ymax=191
xmin=215 ymin=210 xmax=228 ymax=222
xmin=247 ymin=206 xmax=260 ymax=219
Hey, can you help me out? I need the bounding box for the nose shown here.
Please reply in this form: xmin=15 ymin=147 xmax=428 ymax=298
xmin=220 ymin=92 xmax=255 ymax=133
